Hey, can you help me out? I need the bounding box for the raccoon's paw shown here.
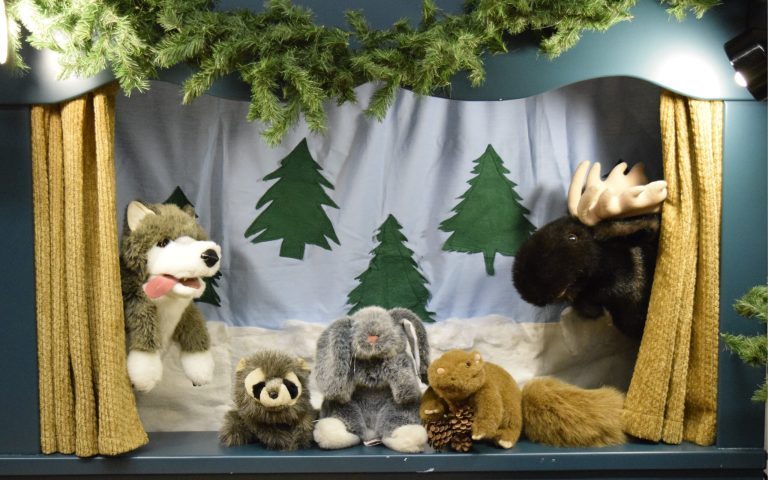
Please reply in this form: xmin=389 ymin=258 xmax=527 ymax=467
xmin=313 ymin=418 xmax=360 ymax=450
xmin=180 ymin=350 xmax=214 ymax=387
xmin=382 ymin=424 xmax=428 ymax=453
xmin=127 ymin=350 xmax=163 ymax=392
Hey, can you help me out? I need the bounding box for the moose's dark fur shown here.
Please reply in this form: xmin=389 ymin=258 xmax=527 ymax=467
xmin=512 ymin=214 xmax=660 ymax=339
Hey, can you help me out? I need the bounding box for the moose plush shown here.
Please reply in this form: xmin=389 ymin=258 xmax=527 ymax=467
xmin=312 ymin=306 xmax=430 ymax=453
xmin=513 ymin=161 xmax=667 ymax=339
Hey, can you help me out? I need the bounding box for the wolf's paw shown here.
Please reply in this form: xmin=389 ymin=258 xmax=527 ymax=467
xmin=180 ymin=350 xmax=214 ymax=386
xmin=127 ymin=350 xmax=163 ymax=392
xmin=313 ymin=418 xmax=360 ymax=449
xmin=382 ymin=424 xmax=428 ymax=453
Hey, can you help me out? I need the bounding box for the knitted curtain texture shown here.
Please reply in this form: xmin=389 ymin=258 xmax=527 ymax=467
xmin=31 ymin=85 xmax=148 ymax=457
xmin=622 ymin=91 xmax=723 ymax=446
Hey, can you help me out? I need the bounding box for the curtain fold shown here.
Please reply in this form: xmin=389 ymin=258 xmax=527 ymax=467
xmin=32 ymin=85 xmax=148 ymax=457
xmin=621 ymin=91 xmax=722 ymax=446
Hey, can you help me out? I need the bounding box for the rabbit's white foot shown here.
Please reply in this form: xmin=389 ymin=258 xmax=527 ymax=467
xmin=314 ymin=417 xmax=360 ymax=449
xmin=382 ymin=424 xmax=428 ymax=453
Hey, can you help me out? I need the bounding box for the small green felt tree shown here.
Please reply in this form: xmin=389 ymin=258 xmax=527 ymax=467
xmin=440 ymin=144 xmax=535 ymax=275
xmin=722 ymin=285 xmax=768 ymax=402
xmin=348 ymin=214 xmax=435 ymax=323
xmin=164 ymin=186 xmax=222 ymax=307
xmin=245 ymin=138 xmax=340 ymax=259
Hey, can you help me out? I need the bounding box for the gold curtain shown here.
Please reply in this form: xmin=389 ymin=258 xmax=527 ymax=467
xmin=622 ymin=91 xmax=723 ymax=446
xmin=31 ymin=85 xmax=148 ymax=456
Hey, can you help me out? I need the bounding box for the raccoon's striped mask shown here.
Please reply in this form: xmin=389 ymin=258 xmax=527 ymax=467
xmin=243 ymin=367 xmax=302 ymax=408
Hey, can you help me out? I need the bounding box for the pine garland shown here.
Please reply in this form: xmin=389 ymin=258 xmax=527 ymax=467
xmin=722 ymin=285 xmax=768 ymax=402
xmin=7 ymin=0 xmax=717 ymax=145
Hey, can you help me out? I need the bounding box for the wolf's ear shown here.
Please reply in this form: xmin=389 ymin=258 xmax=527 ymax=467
xmin=126 ymin=201 xmax=155 ymax=231
xmin=181 ymin=204 xmax=197 ymax=218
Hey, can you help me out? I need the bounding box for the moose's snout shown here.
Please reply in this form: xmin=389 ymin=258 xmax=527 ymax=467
xmin=201 ymin=249 xmax=219 ymax=267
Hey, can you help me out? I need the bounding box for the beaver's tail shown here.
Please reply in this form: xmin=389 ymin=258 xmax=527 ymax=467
xmin=521 ymin=376 xmax=626 ymax=447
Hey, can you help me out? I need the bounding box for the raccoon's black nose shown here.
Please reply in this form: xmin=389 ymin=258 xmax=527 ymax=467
xmin=268 ymin=391 xmax=279 ymax=399
xmin=201 ymin=249 xmax=219 ymax=267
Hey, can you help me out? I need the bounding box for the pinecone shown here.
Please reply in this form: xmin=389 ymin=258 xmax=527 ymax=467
xmin=425 ymin=404 xmax=475 ymax=452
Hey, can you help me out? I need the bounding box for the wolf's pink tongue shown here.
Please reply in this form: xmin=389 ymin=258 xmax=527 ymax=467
xmin=143 ymin=275 xmax=179 ymax=299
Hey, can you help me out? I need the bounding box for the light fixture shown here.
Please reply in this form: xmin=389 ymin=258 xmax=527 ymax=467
xmin=0 ymin=0 xmax=8 ymax=65
xmin=724 ymin=1 xmax=767 ymax=101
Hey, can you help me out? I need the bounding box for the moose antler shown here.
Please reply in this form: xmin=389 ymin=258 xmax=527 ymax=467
xmin=567 ymin=161 xmax=668 ymax=226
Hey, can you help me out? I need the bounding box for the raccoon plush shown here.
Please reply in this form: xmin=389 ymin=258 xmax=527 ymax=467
xmin=120 ymin=200 xmax=221 ymax=392
xmin=219 ymin=351 xmax=317 ymax=450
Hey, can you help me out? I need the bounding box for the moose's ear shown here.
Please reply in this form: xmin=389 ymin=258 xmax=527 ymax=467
xmin=593 ymin=214 xmax=660 ymax=241
xmin=126 ymin=201 xmax=155 ymax=231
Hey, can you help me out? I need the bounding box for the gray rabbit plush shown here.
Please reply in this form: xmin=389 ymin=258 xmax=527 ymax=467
xmin=313 ymin=306 xmax=430 ymax=453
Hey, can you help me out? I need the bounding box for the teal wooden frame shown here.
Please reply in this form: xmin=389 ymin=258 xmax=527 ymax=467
xmin=0 ymin=1 xmax=764 ymax=477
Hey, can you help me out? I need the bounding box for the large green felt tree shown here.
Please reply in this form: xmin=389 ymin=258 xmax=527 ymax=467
xmin=245 ymin=138 xmax=340 ymax=259
xmin=164 ymin=186 xmax=222 ymax=307
xmin=440 ymin=144 xmax=535 ymax=276
xmin=348 ymin=214 xmax=435 ymax=323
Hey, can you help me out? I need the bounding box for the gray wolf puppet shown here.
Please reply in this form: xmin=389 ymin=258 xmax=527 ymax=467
xmin=120 ymin=200 xmax=221 ymax=392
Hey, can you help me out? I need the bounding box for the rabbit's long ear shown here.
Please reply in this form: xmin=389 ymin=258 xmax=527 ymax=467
xmin=389 ymin=308 xmax=430 ymax=383
xmin=593 ymin=214 xmax=660 ymax=242
xmin=314 ymin=316 xmax=353 ymax=398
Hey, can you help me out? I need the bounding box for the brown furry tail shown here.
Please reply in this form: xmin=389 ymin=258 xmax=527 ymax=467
xmin=521 ymin=377 xmax=626 ymax=447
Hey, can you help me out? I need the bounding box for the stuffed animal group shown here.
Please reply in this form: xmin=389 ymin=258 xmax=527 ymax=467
xmin=124 ymin=159 xmax=660 ymax=452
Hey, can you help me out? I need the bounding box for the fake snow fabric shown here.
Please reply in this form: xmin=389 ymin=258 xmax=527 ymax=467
xmin=114 ymin=78 xmax=662 ymax=431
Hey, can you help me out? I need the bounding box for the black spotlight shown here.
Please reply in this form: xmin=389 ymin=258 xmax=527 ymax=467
xmin=724 ymin=1 xmax=767 ymax=101
xmin=724 ymin=28 xmax=767 ymax=101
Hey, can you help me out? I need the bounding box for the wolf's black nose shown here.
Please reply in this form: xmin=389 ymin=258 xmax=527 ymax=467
xmin=201 ymin=249 xmax=219 ymax=267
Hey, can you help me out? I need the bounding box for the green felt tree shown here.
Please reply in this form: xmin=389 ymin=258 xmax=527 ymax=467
xmin=164 ymin=186 xmax=222 ymax=307
xmin=245 ymin=138 xmax=339 ymax=259
xmin=348 ymin=214 xmax=435 ymax=323
xmin=722 ymin=285 xmax=768 ymax=402
xmin=440 ymin=144 xmax=535 ymax=276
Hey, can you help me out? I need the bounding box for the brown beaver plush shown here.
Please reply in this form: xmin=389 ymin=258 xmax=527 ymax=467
xmin=420 ymin=350 xmax=626 ymax=450
xmin=420 ymin=350 xmax=522 ymax=448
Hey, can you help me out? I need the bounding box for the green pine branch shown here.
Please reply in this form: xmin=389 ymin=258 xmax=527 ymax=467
xmin=722 ymin=285 xmax=768 ymax=402
xmin=7 ymin=0 xmax=719 ymax=145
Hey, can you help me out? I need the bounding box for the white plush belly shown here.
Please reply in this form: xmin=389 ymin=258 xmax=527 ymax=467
xmin=152 ymin=295 xmax=193 ymax=349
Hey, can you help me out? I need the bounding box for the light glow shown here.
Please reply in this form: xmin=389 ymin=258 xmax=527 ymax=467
xmin=0 ymin=0 xmax=8 ymax=65
xmin=733 ymin=71 xmax=748 ymax=87
xmin=654 ymin=51 xmax=722 ymax=98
